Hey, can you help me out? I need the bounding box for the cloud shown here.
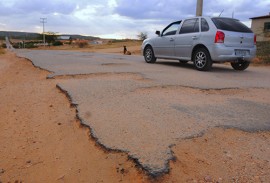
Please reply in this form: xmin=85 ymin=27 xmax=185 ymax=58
xmin=203 ymin=0 xmax=270 ymax=20
xmin=0 ymin=0 xmax=77 ymax=16
xmin=0 ymin=0 xmax=270 ymax=38
xmin=115 ymin=0 xmax=270 ymax=22
xmin=114 ymin=0 xmax=195 ymax=20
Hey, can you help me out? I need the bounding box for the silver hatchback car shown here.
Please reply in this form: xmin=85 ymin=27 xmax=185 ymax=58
xmin=142 ymin=16 xmax=257 ymax=71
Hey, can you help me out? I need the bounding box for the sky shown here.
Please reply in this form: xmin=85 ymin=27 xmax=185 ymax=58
xmin=0 ymin=0 xmax=269 ymax=39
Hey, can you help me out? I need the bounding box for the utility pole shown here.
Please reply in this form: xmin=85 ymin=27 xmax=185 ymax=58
xmin=196 ymin=0 xmax=203 ymax=16
xmin=40 ymin=18 xmax=47 ymax=47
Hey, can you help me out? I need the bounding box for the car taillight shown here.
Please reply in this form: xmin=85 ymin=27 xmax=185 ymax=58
xmin=215 ymin=31 xmax=225 ymax=43
xmin=254 ymin=35 xmax=256 ymax=45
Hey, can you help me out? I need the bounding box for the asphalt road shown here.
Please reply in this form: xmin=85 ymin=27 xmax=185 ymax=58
xmin=16 ymin=50 xmax=270 ymax=176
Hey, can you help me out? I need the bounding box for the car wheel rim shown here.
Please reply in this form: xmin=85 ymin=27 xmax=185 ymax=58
xmin=195 ymin=51 xmax=206 ymax=68
xmin=145 ymin=48 xmax=152 ymax=61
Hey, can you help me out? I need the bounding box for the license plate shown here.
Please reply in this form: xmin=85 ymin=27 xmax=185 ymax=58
xmin=235 ymin=50 xmax=249 ymax=56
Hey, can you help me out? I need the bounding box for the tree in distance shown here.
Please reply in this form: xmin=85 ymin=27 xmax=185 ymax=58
xmin=137 ymin=32 xmax=148 ymax=41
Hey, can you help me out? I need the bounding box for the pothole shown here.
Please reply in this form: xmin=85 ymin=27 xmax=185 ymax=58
xmin=133 ymin=85 xmax=270 ymax=106
xmin=49 ymin=72 xmax=152 ymax=82
xmin=134 ymin=85 xmax=247 ymax=95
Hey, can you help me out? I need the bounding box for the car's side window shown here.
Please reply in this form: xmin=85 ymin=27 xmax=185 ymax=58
xmin=201 ymin=18 xmax=209 ymax=32
xmin=194 ymin=19 xmax=199 ymax=32
xmin=179 ymin=18 xmax=199 ymax=34
xmin=162 ymin=22 xmax=181 ymax=36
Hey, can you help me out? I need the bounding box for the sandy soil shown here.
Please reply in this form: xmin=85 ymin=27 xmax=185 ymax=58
xmin=0 ymin=52 xmax=145 ymax=182
xmin=0 ymin=52 xmax=269 ymax=183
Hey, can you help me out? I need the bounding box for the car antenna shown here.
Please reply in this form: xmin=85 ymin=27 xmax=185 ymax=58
xmin=232 ymin=10 xmax=234 ymax=18
xmin=219 ymin=9 xmax=224 ymax=17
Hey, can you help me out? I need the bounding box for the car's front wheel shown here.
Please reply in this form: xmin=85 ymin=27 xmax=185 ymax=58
xmin=144 ymin=46 xmax=156 ymax=63
xmin=231 ymin=60 xmax=250 ymax=71
xmin=193 ymin=48 xmax=212 ymax=71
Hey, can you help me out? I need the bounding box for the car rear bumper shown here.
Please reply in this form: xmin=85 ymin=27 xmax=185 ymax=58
xmin=209 ymin=44 xmax=257 ymax=62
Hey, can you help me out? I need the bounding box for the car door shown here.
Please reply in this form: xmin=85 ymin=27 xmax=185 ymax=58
xmin=153 ymin=21 xmax=181 ymax=58
xmin=174 ymin=18 xmax=200 ymax=59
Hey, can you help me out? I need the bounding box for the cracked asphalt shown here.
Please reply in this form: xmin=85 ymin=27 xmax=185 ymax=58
xmin=16 ymin=50 xmax=270 ymax=175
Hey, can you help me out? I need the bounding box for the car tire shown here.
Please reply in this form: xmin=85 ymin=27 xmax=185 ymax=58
xmin=231 ymin=60 xmax=250 ymax=71
xmin=179 ymin=60 xmax=189 ymax=64
xmin=193 ymin=48 xmax=212 ymax=71
xmin=144 ymin=46 xmax=156 ymax=63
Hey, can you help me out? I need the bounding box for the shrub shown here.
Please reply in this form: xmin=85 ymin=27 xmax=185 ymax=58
xmin=12 ymin=43 xmax=20 ymax=49
xmin=77 ymin=41 xmax=88 ymax=48
xmin=137 ymin=32 xmax=148 ymax=41
xmin=1 ymin=43 xmax=6 ymax=48
xmin=0 ymin=48 xmax=5 ymax=54
xmin=53 ymin=41 xmax=63 ymax=46
xmin=25 ymin=42 xmax=37 ymax=48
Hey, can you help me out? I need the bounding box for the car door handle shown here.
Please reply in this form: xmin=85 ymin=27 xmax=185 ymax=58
xmin=170 ymin=38 xmax=174 ymax=41
xmin=192 ymin=36 xmax=198 ymax=40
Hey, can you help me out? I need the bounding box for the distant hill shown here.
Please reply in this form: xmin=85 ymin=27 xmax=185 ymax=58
xmin=61 ymin=34 xmax=99 ymax=40
xmin=0 ymin=31 xmax=100 ymax=40
xmin=0 ymin=31 xmax=40 ymax=40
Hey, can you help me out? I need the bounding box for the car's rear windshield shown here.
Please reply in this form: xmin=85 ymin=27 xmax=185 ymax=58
xmin=211 ymin=18 xmax=252 ymax=33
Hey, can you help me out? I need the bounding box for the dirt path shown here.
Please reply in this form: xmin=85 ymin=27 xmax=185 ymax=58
xmin=0 ymin=52 xmax=269 ymax=182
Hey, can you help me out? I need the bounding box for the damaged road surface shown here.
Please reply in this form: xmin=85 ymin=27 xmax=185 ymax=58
xmin=16 ymin=50 xmax=270 ymax=176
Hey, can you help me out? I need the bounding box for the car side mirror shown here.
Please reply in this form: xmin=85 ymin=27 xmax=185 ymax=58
xmin=155 ymin=30 xmax=161 ymax=36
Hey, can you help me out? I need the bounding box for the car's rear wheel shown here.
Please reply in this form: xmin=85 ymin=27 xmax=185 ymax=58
xmin=231 ymin=60 xmax=250 ymax=71
xmin=193 ymin=48 xmax=212 ymax=71
xmin=144 ymin=46 xmax=156 ymax=63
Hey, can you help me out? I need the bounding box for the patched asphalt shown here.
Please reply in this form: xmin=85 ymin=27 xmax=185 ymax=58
xmin=16 ymin=50 xmax=270 ymax=176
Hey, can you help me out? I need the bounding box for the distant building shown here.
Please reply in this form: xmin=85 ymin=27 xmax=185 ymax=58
xmin=56 ymin=35 xmax=71 ymax=44
xmin=250 ymin=13 xmax=270 ymax=42
xmin=57 ymin=36 xmax=71 ymax=40
xmin=90 ymin=40 xmax=103 ymax=45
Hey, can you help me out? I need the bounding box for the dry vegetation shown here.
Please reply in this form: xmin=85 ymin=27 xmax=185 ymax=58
xmin=74 ymin=39 xmax=142 ymax=51
xmin=0 ymin=47 xmax=5 ymax=54
xmin=90 ymin=40 xmax=142 ymax=49
xmin=0 ymin=41 xmax=5 ymax=54
xmin=87 ymin=40 xmax=142 ymax=55
xmin=253 ymin=41 xmax=270 ymax=65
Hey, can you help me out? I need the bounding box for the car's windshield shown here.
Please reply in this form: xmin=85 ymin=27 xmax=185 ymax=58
xmin=212 ymin=18 xmax=252 ymax=33
xmin=162 ymin=21 xmax=181 ymax=36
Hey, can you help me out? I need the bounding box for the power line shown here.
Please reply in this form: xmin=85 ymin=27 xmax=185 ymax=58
xmin=40 ymin=18 xmax=47 ymax=46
